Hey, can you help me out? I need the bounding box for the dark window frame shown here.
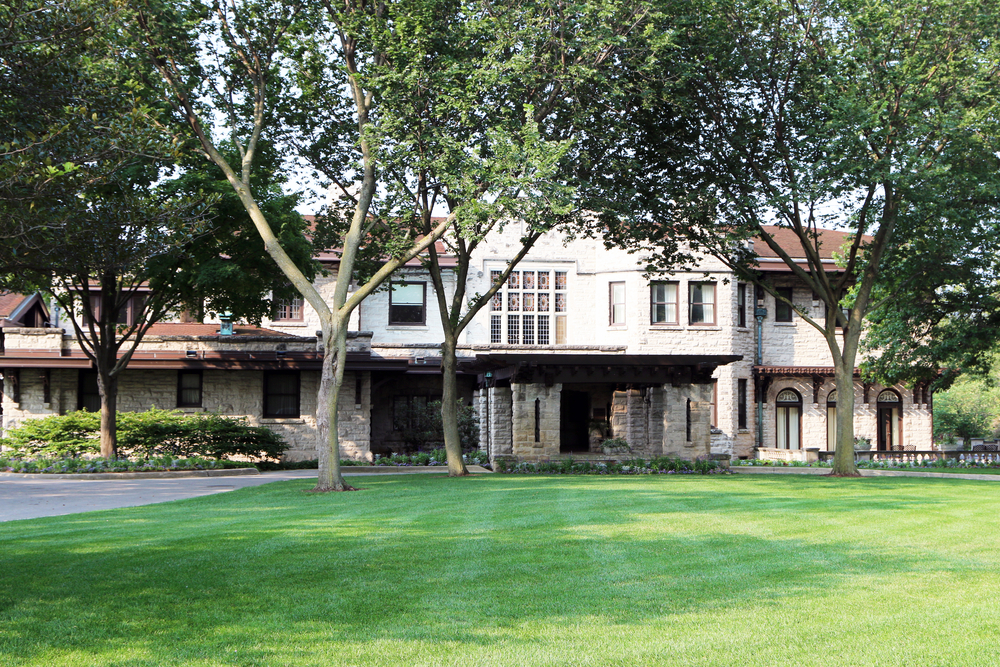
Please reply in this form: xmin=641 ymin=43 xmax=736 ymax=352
xmin=737 ymin=283 xmax=747 ymax=328
xmin=78 ymin=370 xmax=100 ymax=412
xmin=388 ymin=281 xmax=427 ymax=326
xmin=263 ymin=370 xmax=301 ymax=418
xmin=775 ymin=388 xmax=803 ymax=449
xmin=650 ymin=281 xmax=679 ymax=325
xmin=738 ymin=379 xmax=748 ymax=430
xmin=775 ymin=287 xmax=795 ymax=322
xmin=688 ymin=282 xmax=717 ymax=325
xmin=177 ymin=370 xmax=203 ymax=408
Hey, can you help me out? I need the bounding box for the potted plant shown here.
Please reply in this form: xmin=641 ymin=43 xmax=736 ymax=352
xmin=601 ymin=437 xmax=631 ymax=455
xmin=853 ymin=436 xmax=872 ymax=451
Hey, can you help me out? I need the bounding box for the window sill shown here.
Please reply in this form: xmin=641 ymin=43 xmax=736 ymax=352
xmin=272 ymin=321 xmax=308 ymax=327
xmin=607 ymin=325 xmax=628 ymax=331
xmin=650 ymin=324 xmax=682 ymax=329
xmin=261 ymin=417 xmax=305 ymax=424
xmin=773 ymin=322 xmax=797 ymax=327
xmin=688 ymin=325 xmax=722 ymax=331
xmin=386 ymin=324 xmax=429 ymax=330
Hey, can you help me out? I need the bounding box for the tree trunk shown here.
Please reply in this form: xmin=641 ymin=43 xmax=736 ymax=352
xmin=97 ymin=371 xmax=118 ymax=459
xmin=313 ymin=318 xmax=352 ymax=492
xmin=440 ymin=336 xmax=469 ymax=477
xmin=829 ymin=325 xmax=861 ymax=476
xmin=831 ymin=364 xmax=860 ymax=476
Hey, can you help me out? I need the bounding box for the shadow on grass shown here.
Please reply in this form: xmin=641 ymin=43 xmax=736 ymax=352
xmin=0 ymin=474 xmax=993 ymax=664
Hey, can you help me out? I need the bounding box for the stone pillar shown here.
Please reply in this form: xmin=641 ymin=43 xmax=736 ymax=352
xmin=512 ymin=382 xmax=561 ymax=460
xmin=487 ymin=385 xmax=513 ymax=457
xmin=661 ymin=383 xmax=713 ymax=459
xmin=646 ymin=386 xmax=665 ymax=451
xmin=611 ymin=388 xmax=649 ymax=455
xmin=337 ymin=371 xmax=372 ymax=460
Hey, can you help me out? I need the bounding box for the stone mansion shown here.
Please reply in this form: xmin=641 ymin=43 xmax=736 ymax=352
xmin=0 ymin=225 xmax=932 ymax=462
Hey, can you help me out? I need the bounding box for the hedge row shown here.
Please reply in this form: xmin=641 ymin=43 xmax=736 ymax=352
xmin=1 ymin=409 xmax=288 ymax=461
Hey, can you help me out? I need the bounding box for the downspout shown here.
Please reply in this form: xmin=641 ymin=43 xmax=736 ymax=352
xmin=755 ymin=304 xmax=767 ymax=450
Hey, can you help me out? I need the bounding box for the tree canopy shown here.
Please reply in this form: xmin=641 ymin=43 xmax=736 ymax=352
xmin=600 ymin=0 xmax=1000 ymax=474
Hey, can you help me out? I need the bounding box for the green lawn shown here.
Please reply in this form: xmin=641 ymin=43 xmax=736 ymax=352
xmin=2 ymin=474 xmax=999 ymax=666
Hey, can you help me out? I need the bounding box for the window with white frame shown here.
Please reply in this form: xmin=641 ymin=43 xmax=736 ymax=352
xmin=489 ymin=268 xmax=567 ymax=345
xmin=275 ymin=296 xmax=303 ymax=322
xmin=609 ymin=282 xmax=626 ymax=326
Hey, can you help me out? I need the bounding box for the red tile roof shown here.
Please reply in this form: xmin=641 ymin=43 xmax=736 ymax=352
xmin=0 ymin=291 xmax=28 ymax=318
xmin=755 ymin=225 xmax=868 ymax=260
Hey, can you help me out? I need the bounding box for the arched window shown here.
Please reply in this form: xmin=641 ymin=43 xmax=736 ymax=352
xmin=826 ymin=390 xmax=837 ymax=451
xmin=876 ymin=389 xmax=902 ymax=451
xmin=775 ymin=389 xmax=802 ymax=450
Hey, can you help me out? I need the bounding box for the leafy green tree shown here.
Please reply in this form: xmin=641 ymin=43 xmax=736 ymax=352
xmin=604 ymin=0 xmax=1000 ymax=475
xmin=1 ymin=2 xmax=313 ymax=458
xmin=130 ymin=0 xmax=586 ymax=488
xmin=394 ymin=1 xmax=660 ymax=476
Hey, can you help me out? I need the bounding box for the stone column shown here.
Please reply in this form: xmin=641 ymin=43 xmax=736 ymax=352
xmin=661 ymin=383 xmax=713 ymax=459
xmin=488 ymin=385 xmax=513 ymax=457
xmin=512 ymin=382 xmax=561 ymax=460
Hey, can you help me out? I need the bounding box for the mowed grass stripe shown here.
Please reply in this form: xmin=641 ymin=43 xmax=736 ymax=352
xmin=1 ymin=474 xmax=999 ymax=666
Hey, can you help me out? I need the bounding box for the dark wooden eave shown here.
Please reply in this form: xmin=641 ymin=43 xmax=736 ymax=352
xmin=468 ymin=353 xmax=741 ymax=386
xmin=0 ymin=349 xmax=411 ymax=372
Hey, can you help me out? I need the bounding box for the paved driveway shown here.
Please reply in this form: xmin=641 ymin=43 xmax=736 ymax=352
xmin=0 ymin=470 xmax=319 ymax=522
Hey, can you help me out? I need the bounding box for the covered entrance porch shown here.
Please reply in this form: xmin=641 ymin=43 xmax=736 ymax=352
xmin=472 ymin=354 xmax=740 ymax=462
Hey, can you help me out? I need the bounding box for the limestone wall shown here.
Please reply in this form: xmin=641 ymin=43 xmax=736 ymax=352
xmin=760 ymin=377 xmax=932 ymax=451
xmin=0 ymin=366 xmax=371 ymax=462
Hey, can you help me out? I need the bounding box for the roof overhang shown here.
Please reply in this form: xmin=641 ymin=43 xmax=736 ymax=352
xmin=0 ymin=350 xmax=411 ymax=372
xmin=468 ymin=353 xmax=742 ymax=386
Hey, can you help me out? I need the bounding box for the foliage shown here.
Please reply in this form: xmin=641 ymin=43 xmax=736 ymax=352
xmin=853 ymin=437 xmax=872 ymax=452
xmin=0 ymin=410 xmax=99 ymax=458
xmin=932 ymin=374 xmax=1000 ymax=444
xmin=397 ymin=400 xmax=480 ymax=453
xmin=2 ymin=409 xmax=288 ymax=461
xmin=0 ymin=454 xmax=252 ymax=474
xmin=494 ymin=456 xmax=724 ymax=475
xmin=257 ymin=450 xmax=492 ymax=470
xmin=599 ymin=0 xmax=1000 ymax=475
xmin=601 ymin=437 xmax=631 ymax=454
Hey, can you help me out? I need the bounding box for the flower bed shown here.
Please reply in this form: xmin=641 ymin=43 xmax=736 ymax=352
xmin=0 ymin=455 xmax=254 ymax=474
xmin=495 ymin=456 xmax=727 ymax=475
xmin=733 ymin=457 xmax=1000 ymax=471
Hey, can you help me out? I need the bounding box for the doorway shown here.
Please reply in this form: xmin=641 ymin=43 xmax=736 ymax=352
xmin=877 ymin=408 xmax=894 ymax=451
xmin=876 ymin=389 xmax=901 ymax=451
xmin=560 ymin=390 xmax=591 ymax=452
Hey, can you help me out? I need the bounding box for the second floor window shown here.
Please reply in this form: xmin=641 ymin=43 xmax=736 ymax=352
xmin=489 ymin=268 xmax=567 ymax=345
xmin=609 ymin=282 xmax=625 ymax=326
xmin=775 ymin=287 xmax=794 ymax=322
xmin=689 ymin=282 xmax=715 ymax=325
xmin=737 ymin=283 xmax=747 ymax=328
xmin=275 ymin=297 xmax=303 ymax=322
xmin=650 ymin=281 xmax=678 ymax=324
xmin=389 ymin=282 xmax=425 ymax=325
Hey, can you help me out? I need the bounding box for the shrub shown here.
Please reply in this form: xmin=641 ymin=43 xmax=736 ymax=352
xmin=601 ymin=437 xmax=631 ymax=454
xmin=1 ymin=411 xmax=100 ymax=458
xmin=2 ymin=409 xmax=288 ymax=462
